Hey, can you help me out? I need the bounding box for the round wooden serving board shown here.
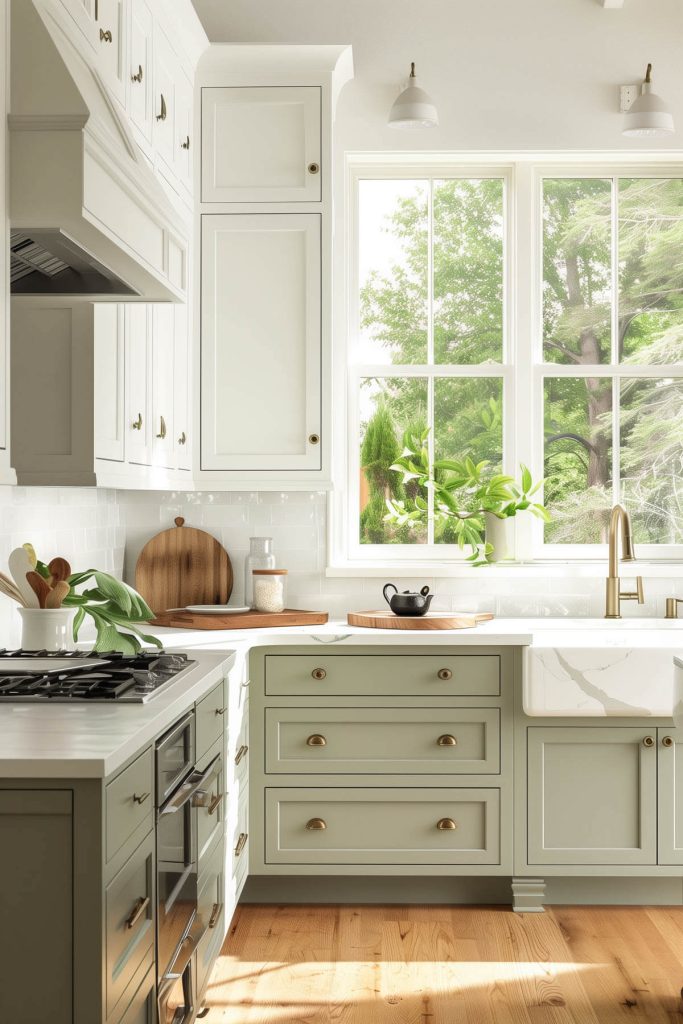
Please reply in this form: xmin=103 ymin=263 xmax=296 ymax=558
xmin=347 ymin=610 xmax=494 ymax=630
xmin=135 ymin=517 xmax=233 ymax=615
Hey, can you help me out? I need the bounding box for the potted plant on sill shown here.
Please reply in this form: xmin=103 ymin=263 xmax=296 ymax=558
xmin=384 ymin=428 xmax=550 ymax=563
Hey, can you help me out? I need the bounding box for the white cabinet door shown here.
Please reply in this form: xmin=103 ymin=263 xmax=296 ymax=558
xmin=174 ymin=70 xmax=193 ymax=192
xmin=94 ymin=304 xmax=125 ymax=463
xmin=201 ymin=213 xmax=321 ymax=472
xmin=152 ymin=26 xmax=176 ymax=173
xmin=125 ymin=304 xmax=152 ymax=466
xmin=173 ymin=301 xmax=191 ymax=471
xmin=201 ymin=87 xmax=321 ymax=203
xmin=129 ymin=0 xmax=154 ymax=147
xmin=94 ymin=0 xmax=127 ymax=107
xmin=151 ymin=304 xmax=174 ymax=469
xmin=59 ymin=0 xmax=97 ymax=48
xmin=658 ymin=726 xmax=683 ymax=866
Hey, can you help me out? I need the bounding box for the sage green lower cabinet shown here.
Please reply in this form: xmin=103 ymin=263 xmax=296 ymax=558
xmin=105 ymin=832 xmax=155 ymax=1017
xmin=657 ymin=725 xmax=683 ymax=865
xmin=527 ymin=727 xmax=657 ymax=865
xmin=111 ymin=966 xmax=156 ymax=1024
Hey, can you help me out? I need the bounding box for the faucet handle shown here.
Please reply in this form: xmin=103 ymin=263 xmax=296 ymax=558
xmin=665 ymin=597 xmax=683 ymax=619
xmin=621 ymin=576 xmax=644 ymax=604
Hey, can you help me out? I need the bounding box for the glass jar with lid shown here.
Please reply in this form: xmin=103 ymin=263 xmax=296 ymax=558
xmin=244 ymin=537 xmax=276 ymax=608
xmin=252 ymin=569 xmax=288 ymax=614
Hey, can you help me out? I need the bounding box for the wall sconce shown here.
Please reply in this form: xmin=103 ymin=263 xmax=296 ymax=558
xmin=622 ymin=64 xmax=674 ymax=136
xmin=388 ymin=62 xmax=439 ymax=129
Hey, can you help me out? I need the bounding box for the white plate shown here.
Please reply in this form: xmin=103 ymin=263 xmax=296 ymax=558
xmin=184 ymin=605 xmax=251 ymax=614
xmin=0 ymin=658 xmax=109 ymax=674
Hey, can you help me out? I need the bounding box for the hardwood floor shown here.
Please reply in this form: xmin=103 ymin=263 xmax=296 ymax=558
xmin=203 ymin=904 xmax=683 ymax=1023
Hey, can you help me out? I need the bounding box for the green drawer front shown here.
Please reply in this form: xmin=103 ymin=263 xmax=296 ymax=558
xmin=197 ymin=679 xmax=227 ymax=760
xmin=110 ymin=959 xmax=155 ymax=1024
xmin=231 ymin=787 xmax=249 ymax=878
xmin=105 ymin=747 xmax=153 ymax=863
xmin=196 ymin=838 xmax=225 ymax=997
xmin=266 ymin=787 xmax=500 ymax=865
xmin=264 ymin=654 xmax=501 ymax=697
xmin=105 ymin=832 xmax=155 ymax=1018
xmin=265 ymin=707 xmax=500 ymax=775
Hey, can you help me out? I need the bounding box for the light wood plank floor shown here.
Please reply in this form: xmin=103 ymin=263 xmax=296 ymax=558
xmin=203 ymin=904 xmax=683 ymax=1023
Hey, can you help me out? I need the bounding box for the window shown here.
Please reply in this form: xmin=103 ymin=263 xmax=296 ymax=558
xmin=344 ymin=161 xmax=683 ymax=564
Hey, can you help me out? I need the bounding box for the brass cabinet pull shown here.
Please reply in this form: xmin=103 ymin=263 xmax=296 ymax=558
xmin=181 ymin=135 xmax=190 ymax=150
xmin=156 ymin=415 xmax=167 ymax=439
xmin=208 ymin=792 xmax=223 ymax=816
xmin=131 ymin=64 xmax=143 ymax=83
xmin=306 ymin=817 xmax=326 ymax=830
xmin=436 ymin=818 xmax=457 ymax=831
xmin=662 ymin=735 xmax=675 ymax=747
xmin=437 ymin=668 xmax=453 ymax=681
xmin=131 ymin=412 xmax=143 ymax=431
xmin=125 ymin=896 xmax=150 ymax=930
xmin=156 ymin=93 xmax=167 ymax=121
xmin=311 ymin=667 xmax=326 ymax=680
xmin=307 ymin=162 xmax=320 ymax=174
xmin=177 ymin=431 xmax=187 ymax=445
xmin=208 ymin=902 xmax=222 ymax=929
xmin=437 ymin=734 xmax=457 ymax=747
xmin=132 ymin=791 xmax=149 ymax=805
xmin=99 ymin=28 xmax=113 ymax=42
xmin=643 ymin=735 xmax=655 ymax=747
xmin=235 ymin=744 xmax=248 ymax=765
xmin=307 ymin=734 xmax=327 ymax=747
xmin=234 ymin=832 xmax=248 ymax=856
xmin=308 ymin=433 xmax=320 ymax=445
xmin=215 ymin=706 xmax=227 ymax=717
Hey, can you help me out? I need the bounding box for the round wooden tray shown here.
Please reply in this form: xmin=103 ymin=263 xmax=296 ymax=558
xmin=135 ymin=517 xmax=233 ymax=614
xmin=347 ymin=610 xmax=494 ymax=630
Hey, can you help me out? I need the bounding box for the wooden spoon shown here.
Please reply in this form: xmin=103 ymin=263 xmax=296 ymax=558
xmin=0 ymin=571 xmax=27 ymax=606
xmin=48 ymin=557 xmax=72 ymax=584
xmin=8 ymin=548 xmax=39 ymax=607
xmin=26 ymin=571 xmax=51 ymax=609
xmin=45 ymin=581 xmax=70 ymax=609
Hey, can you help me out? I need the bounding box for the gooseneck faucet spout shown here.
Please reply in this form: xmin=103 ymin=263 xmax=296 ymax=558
xmin=605 ymin=504 xmax=644 ymax=619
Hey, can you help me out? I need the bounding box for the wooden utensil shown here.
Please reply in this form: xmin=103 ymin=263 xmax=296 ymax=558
xmin=347 ymin=610 xmax=495 ymax=630
xmin=8 ymin=548 xmax=39 ymax=607
xmin=135 ymin=517 xmax=233 ymax=615
xmin=48 ymin=557 xmax=71 ymax=584
xmin=26 ymin=570 xmax=51 ymax=609
xmin=0 ymin=571 xmax=27 ymax=606
xmin=45 ymin=581 xmax=70 ymax=609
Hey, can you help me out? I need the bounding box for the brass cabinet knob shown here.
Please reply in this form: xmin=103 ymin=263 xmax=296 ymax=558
xmin=307 ymin=734 xmax=327 ymax=747
xmin=662 ymin=735 xmax=675 ymax=747
xmin=234 ymin=832 xmax=248 ymax=856
xmin=437 ymin=668 xmax=453 ymax=681
xmin=308 ymin=433 xmax=320 ymax=445
xmin=132 ymin=792 xmax=149 ymax=804
xmin=131 ymin=412 xmax=142 ymax=431
xmin=177 ymin=431 xmax=187 ymax=445
xmin=643 ymin=736 xmax=655 ymax=747
xmin=181 ymin=135 xmax=190 ymax=150
xmin=311 ymin=667 xmax=326 ymax=680
xmin=307 ymin=162 xmax=320 ymax=174
xmin=436 ymin=818 xmax=457 ymax=831
xmin=306 ymin=817 xmax=327 ymax=830
xmin=214 ymin=706 xmax=227 ymax=716
xmin=156 ymin=415 xmax=167 ymax=439
xmin=99 ymin=27 xmax=113 ymax=42
xmin=437 ymin=734 xmax=457 ymax=747
xmin=131 ymin=64 xmax=143 ymax=83
xmin=125 ymin=896 xmax=150 ymax=929
xmin=156 ymin=93 xmax=167 ymax=121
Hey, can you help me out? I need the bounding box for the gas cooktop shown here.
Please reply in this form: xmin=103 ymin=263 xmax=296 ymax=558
xmin=0 ymin=650 xmax=196 ymax=703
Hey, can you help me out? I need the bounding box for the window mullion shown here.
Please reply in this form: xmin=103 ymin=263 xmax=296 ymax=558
xmin=427 ymin=177 xmax=435 ymax=544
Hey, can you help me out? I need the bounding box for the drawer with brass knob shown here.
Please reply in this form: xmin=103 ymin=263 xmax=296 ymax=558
xmin=264 ymin=653 xmax=501 ymax=697
xmin=265 ymin=707 xmax=500 ymax=774
xmin=265 ymin=787 xmax=500 ymax=865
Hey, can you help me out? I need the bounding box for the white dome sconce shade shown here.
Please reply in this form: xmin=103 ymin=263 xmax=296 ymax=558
xmin=622 ymin=63 xmax=675 ymax=137
xmin=388 ymin=62 xmax=439 ymax=129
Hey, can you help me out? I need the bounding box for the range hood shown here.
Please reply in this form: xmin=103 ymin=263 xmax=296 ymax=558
xmin=8 ymin=1 xmax=188 ymax=301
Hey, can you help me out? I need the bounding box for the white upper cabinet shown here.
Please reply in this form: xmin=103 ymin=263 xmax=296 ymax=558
xmin=129 ymin=0 xmax=154 ymax=147
xmin=125 ymin=304 xmax=152 ymax=466
xmin=151 ymin=304 xmax=175 ymax=469
xmin=201 ymin=213 xmax=321 ymax=472
xmin=94 ymin=0 xmax=127 ymax=108
xmin=60 ymin=0 xmax=97 ymax=47
xmin=174 ymin=70 xmax=193 ymax=192
xmin=152 ymin=26 xmax=177 ymax=174
xmin=173 ymin=301 xmax=191 ymax=471
xmin=93 ymin=304 xmax=125 ymax=462
xmin=201 ymin=87 xmax=322 ymax=203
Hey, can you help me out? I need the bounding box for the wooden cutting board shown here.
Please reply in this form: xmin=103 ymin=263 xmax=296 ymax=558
xmin=347 ymin=610 xmax=495 ymax=630
xmin=135 ymin=517 xmax=233 ymax=615
xmin=150 ymin=608 xmax=328 ymax=630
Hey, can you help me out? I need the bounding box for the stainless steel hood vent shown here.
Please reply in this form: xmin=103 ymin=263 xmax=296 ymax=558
xmin=10 ymin=229 xmax=136 ymax=296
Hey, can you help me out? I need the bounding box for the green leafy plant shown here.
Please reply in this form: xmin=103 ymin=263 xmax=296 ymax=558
xmin=385 ymin=429 xmax=550 ymax=563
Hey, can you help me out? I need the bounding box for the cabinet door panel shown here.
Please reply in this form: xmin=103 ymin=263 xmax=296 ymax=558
xmin=126 ymin=305 xmax=152 ymax=466
xmin=95 ymin=0 xmax=126 ymax=106
xmin=527 ymin=727 xmax=657 ymax=865
xmin=151 ymin=304 xmax=174 ymax=468
xmin=173 ymin=300 xmax=191 ymax=470
xmin=658 ymin=726 xmax=683 ymax=865
xmin=201 ymin=213 xmax=321 ymax=471
xmin=174 ymin=71 xmax=193 ymax=189
xmin=202 ymin=87 xmax=321 ymax=202
xmin=94 ymin=304 xmax=125 ymax=462
xmin=129 ymin=0 xmax=154 ymax=146
xmin=152 ymin=26 xmax=176 ymax=171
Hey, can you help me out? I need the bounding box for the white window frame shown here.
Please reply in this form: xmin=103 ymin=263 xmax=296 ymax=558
xmin=328 ymin=154 xmax=683 ymax=573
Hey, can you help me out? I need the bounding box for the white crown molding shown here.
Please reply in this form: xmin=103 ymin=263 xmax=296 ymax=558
xmin=7 ymin=113 xmax=88 ymax=132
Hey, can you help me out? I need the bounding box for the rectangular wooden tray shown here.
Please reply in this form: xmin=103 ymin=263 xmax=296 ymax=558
xmin=151 ymin=608 xmax=329 ymax=631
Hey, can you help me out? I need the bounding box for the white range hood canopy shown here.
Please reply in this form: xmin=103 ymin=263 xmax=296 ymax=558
xmin=8 ymin=1 xmax=189 ymax=301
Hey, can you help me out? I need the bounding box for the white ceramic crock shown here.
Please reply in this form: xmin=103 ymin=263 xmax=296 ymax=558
xmin=18 ymin=608 xmax=76 ymax=651
xmin=484 ymin=512 xmax=516 ymax=562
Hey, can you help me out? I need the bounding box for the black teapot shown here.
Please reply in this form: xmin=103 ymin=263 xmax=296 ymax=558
xmin=383 ymin=583 xmax=433 ymax=617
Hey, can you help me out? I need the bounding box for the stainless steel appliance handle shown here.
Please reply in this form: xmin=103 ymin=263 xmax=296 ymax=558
xmin=161 ymin=755 xmax=220 ymax=814
xmin=191 ymin=755 xmax=222 ymax=809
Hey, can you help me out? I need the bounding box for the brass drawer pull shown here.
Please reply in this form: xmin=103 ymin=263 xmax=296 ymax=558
xmin=235 ymin=744 xmax=249 ymax=765
xmin=436 ymin=818 xmax=457 ymax=831
xmin=663 ymin=735 xmax=675 ymax=747
xmin=156 ymin=93 xmax=167 ymax=121
xmin=178 ymin=431 xmax=187 ymax=445
xmin=643 ymin=736 xmax=655 ymax=747
xmin=208 ymin=902 xmax=222 ymax=929
xmin=156 ymin=415 xmax=167 ymax=439
xmin=99 ymin=27 xmax=113 ymax=42
xmin=181 ymin=135 xmax=190 ymax=150
xmin=307 ymin=734 xmax=327 ymax=747
xmin=131 ymin=412 xmax=142 ymax=431
xmin=208 ymin=792 xmax=223 ymax=816
xmin=132 ymin=792 xmax=149 ymax=805
xmin=234 ymin=832 xmax=248 ymax=857
xmin=131 ymin=64 xmax=143 ymax=83
xmin=437 ymin=735 xmax=457 ymax=747
xmin=306 ymin=818 xmax=326 ymax=831
xmin=215 ymin=706 xmax=227 ymax=716
xmin=437 ymin=668 xmax=452 ymax=681
xmin=125 ymin=896 xmax=150 ymax=930
xmin=307 ymin=162 xmax=320 ymax=174
xmin=311 ymin=667 xmax=326 ymax=680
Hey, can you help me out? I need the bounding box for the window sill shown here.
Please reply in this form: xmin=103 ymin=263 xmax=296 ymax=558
xmin=326 ymin=560 xmax=683 ymax=579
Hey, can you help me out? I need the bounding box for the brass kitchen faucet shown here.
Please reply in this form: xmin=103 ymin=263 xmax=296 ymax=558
xmin=605 ymin=504 xmax=645 ymax=619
